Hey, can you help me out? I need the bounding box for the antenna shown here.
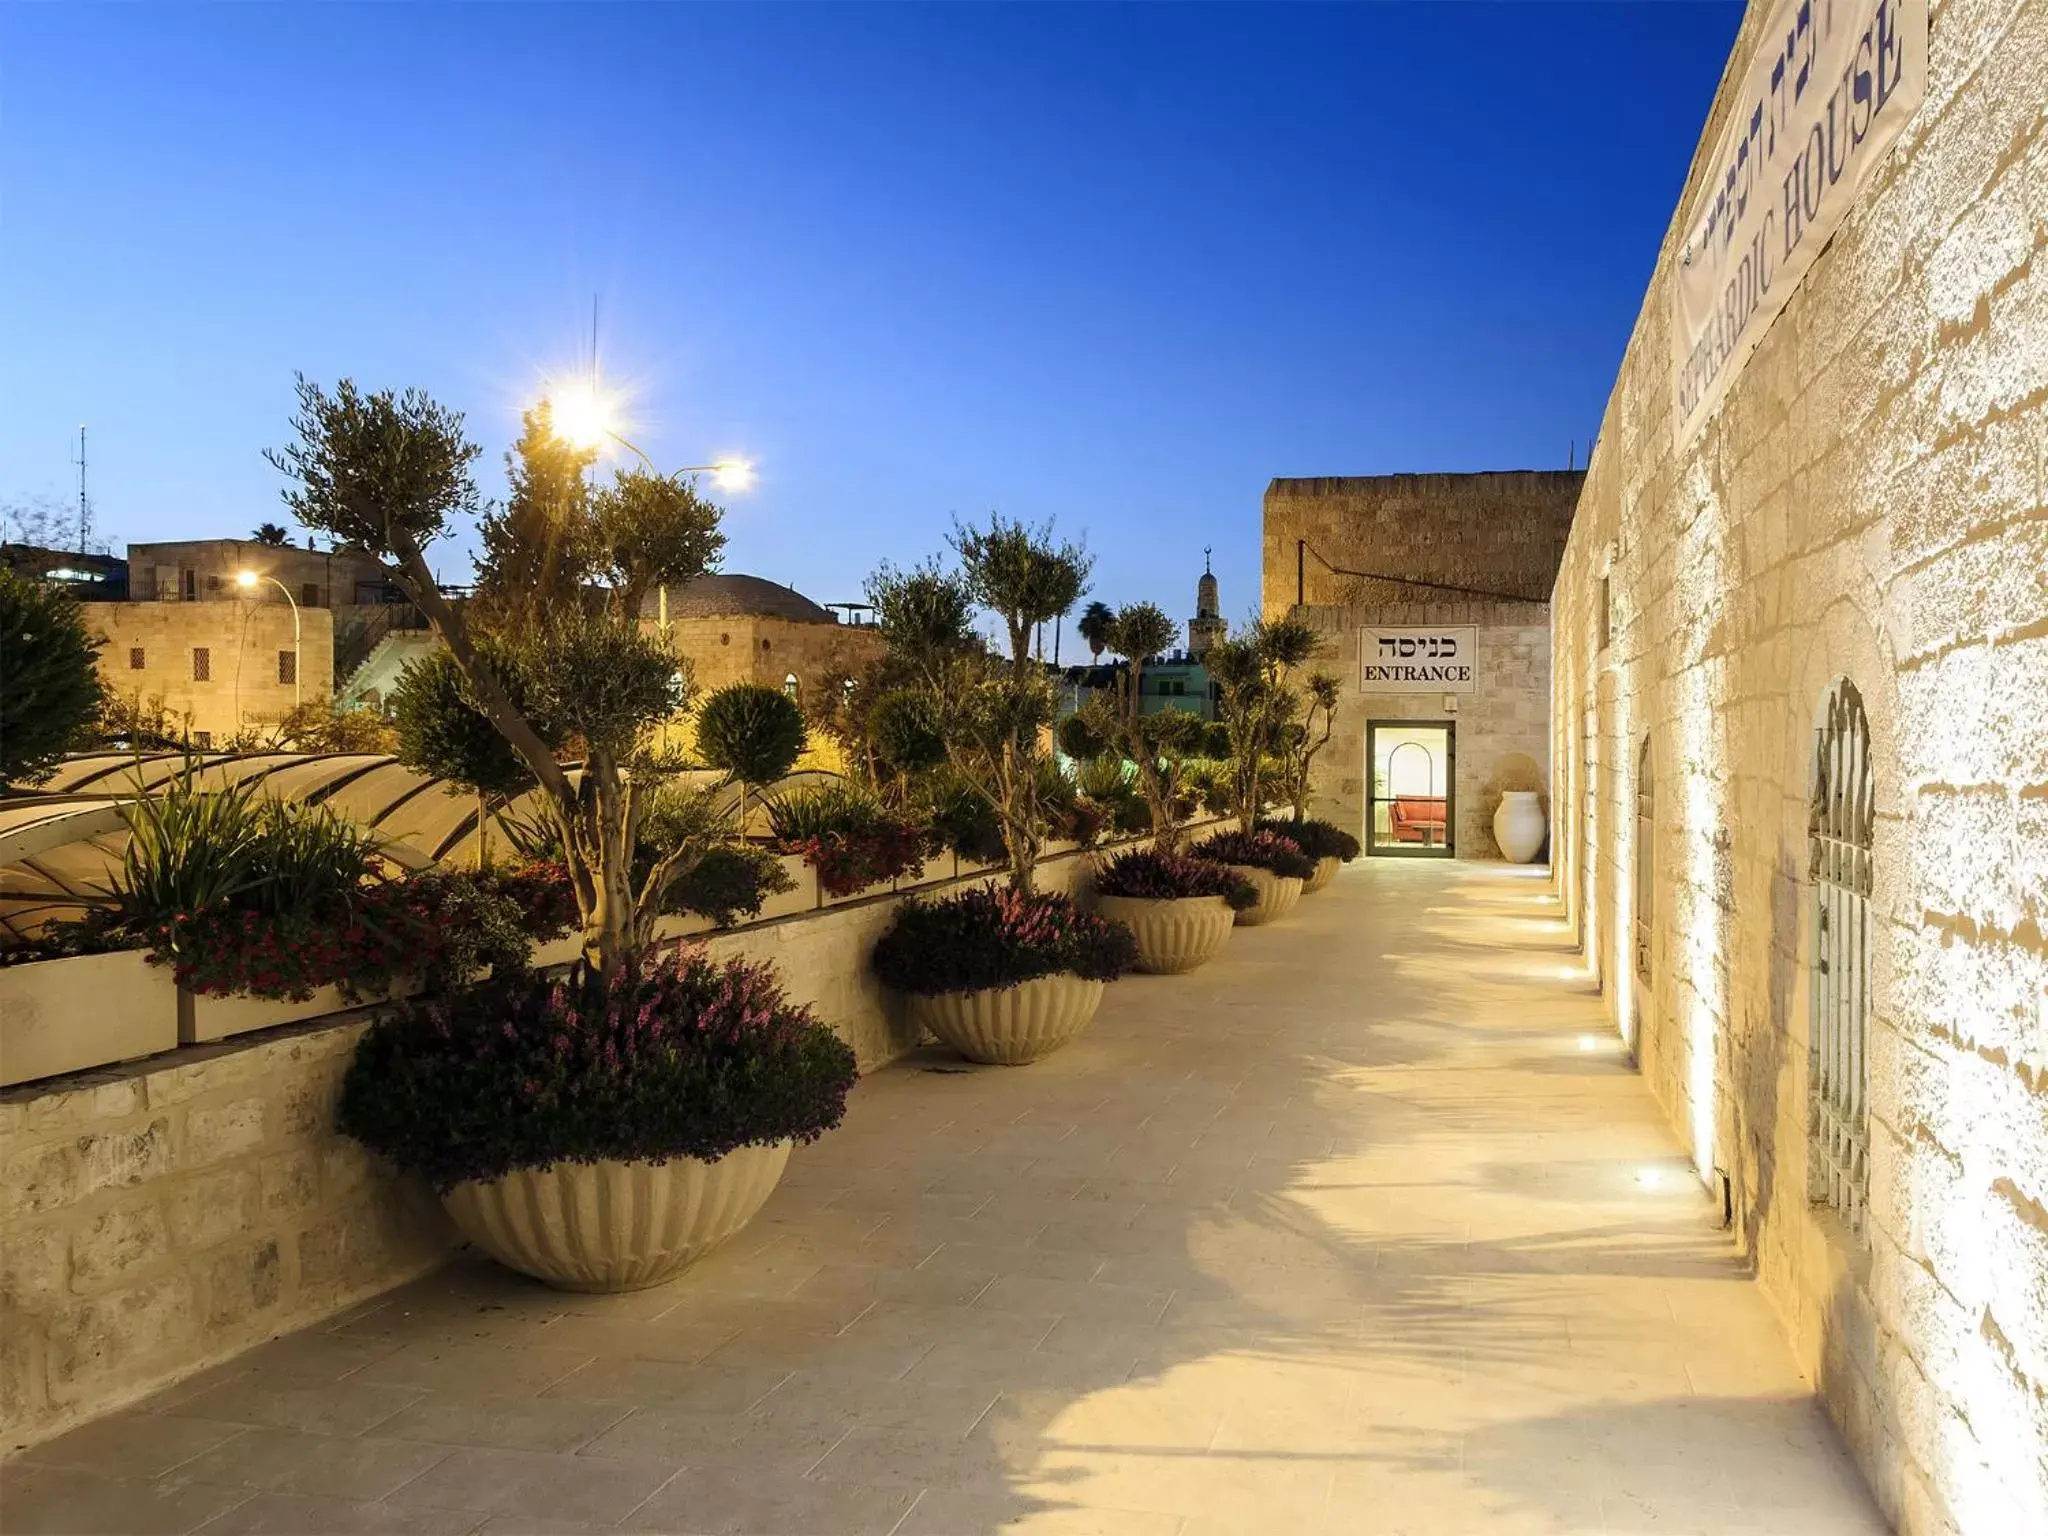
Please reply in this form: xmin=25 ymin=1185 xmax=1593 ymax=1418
xmin=591 ymin=294 xmax=600 ymax=387
xmin=71 ymin=424 xmax=91 ymax=555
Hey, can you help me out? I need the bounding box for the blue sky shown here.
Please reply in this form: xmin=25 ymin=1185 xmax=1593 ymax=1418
xmin=0 ymin=2 xmax=1738 ymax=636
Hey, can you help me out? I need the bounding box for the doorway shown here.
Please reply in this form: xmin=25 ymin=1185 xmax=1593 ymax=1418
xmin=1367 ymin=721 xmax=1454 ymax=857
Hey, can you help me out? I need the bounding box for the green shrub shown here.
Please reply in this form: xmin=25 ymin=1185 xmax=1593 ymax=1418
xmin=872 ymin=886 xmax=1137 ymax=996
xmin=338 ymin=950 xmax=858 ymax=1192
xmin=0 ymin=567 xmax=105 ymax=789
xmin=868 ymin=688 xmax=948 ymax=775
xmin=666 ymin=844 xmax=799 ymax=927
xmin=768 ymin=781 xmax=929 ymax=896
xmin=695 ymin=683 xmax=807 ymax=786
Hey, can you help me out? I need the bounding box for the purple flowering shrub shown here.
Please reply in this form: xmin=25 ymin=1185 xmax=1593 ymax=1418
xmin=1255 ymin=817 xmax=1362 ymax=863
xmin=1190 ymin=828 xmax=1316 ymax=881
xmin=338 ymin=949 xmax=857 ymax=1192
xmin=1094 ymin=848 xmax=1259 ymax=911
xmin=871 ymin=886 xmax=1138 ymax=997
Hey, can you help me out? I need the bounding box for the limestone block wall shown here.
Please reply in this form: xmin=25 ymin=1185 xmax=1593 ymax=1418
xmin=1550 ymin=0 xmax=2048 ymax=1528
xmin=1262 ymin=471 xmax=1584 ymax=614
xmin=0 ymin=829 xmax=1183 ymax=1449
xmin=1291 ymin=599 xmax=1551 ymax=858
xmin=83 ymin=601 xmax=337 ymax=745
xmin=0 ymin=1024 xmax=450 ymax=1449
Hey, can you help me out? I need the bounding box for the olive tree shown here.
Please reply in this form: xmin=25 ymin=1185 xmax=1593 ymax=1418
xmin=693 ymin=682 xmax=807 ymax=826
xmin=267 ymin=375 xmax=726 ymax=978
xmin=1276 ymin=670 xmax=1342 ymax=821
xmin=1077 ymin=602 xmax=1191 ymax=851
xmin=1208 ymin=613 xmax=1324 ymax=832
xmin=390 ymin=646 xmax=535 ymax=868
xmin=866 ymin=515 xmax=1091 ymax=892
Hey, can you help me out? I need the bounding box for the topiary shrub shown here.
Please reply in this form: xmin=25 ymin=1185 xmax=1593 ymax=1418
xmin=337 ymin=950 xmax=858 ymax=1192
xmin=925 ymin=775 xmax=1008 ymax=864
xmin=1256 ymin=816 xmax=1362 ymax=863
xmin=872 ymin=886 xmax=1137 ymax=996
xmin=695 ymin=682 xmax=808 ymax=787
xmin=1094 ymin=848 xmax=1258 ymax=910
xmin=1190 ymin=828 xmax=1315 ymax=881
xmin=666 ymin=844 xmax=799 ymax=927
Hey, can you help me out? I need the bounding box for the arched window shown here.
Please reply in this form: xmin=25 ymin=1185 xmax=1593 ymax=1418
xmin=1809 ymin=679 xmax=1873 ymax=1232
xmin=1634 ymin=737 xmax=1653 ymax=984
xmin=783 ymin=672 xmax=800 ymax=703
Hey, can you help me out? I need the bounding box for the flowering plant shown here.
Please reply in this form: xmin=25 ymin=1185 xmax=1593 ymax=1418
xmin=337 ymin=949 xmax=858 ymax=1192
xmin=872 ymin=886 xmax=1137 ymax=996
xmin=1190 ymin=828 xmax=1316 ymax=881
xmin=1255 ymin=817 xmax=1361 ymax=863
xmin=1094 ymin=848 xmax=1259 ymax=911
xmin=787 ymin=822 xmax=930 ymax=898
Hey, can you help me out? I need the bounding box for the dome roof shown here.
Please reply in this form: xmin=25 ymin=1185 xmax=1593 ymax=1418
xmin=643 ymin=573 xmax=838 ymax=624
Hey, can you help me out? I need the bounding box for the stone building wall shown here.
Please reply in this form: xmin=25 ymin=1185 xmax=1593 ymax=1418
xmin=127 ymin=541 xmax=393 ymax=609
xmin=83 ymin=602 xmax=337 ymax=746
xmin=1263 ymin=473 xmax=1576 ymax=857
xmin=1262 ymin=471 xmax=1583 ymax=614
xmin=1287 ymin=599 xmax=1551 ymax=858
xmin=1550 ymin=0 xmax=2047 ymax=1529
xmin=656 ymin=615 xmax=886 ymax=702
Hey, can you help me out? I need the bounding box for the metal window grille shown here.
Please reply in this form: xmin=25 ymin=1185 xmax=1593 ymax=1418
xmin=1634 ymin=737 xmax=1653 ymax=984
xmin=128 ymin=647 xmax=145 ymax=670
xmin=191 ymin=647 xmax=211 ymax=682
xmin=1809 ymin=679 xmax=1873 ymax=1232
xmin=278 ymin=650 xmax=297 ymax=686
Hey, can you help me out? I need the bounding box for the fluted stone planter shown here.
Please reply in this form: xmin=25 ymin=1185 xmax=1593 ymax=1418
xmin=910 ymin=973 xmax=1105 ymax=1065
xmin=1227 ymin=865 xmax=1303 ymax=926
xmin=1302 ymin=856 xmax=1342 ymax=895
xmin=441 ymin=1141 xmax=791 ymax=1292
xmin=1095 ymin=894 xmax=1234 ymax=975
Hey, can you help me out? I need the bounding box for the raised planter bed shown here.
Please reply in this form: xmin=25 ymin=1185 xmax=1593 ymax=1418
xmin=181 ymin=976 xmax=421 ymax=1045
xmin=0 ymin=950 xmax=179 ymax=1086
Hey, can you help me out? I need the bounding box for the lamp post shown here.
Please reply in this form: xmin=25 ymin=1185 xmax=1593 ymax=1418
xmin=541 ymin=379 xmax=755 ymax=492
xmin=236 ymin=569 xmax=301 ymax=712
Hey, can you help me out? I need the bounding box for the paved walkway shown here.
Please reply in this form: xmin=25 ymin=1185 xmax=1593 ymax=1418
xmin=6 ymin=861 xmax=1889 ymax=1535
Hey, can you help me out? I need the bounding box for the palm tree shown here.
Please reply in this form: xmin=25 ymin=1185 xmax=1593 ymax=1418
xmin=251 ymin=521 xmax=291 ymax=547
xmin=1077 ymin=600 xmax=1114 ymax=662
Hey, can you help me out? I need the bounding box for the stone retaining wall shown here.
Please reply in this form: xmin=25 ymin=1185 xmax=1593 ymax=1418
xmin=0 ymin=829 xmax=1195 ymax=1448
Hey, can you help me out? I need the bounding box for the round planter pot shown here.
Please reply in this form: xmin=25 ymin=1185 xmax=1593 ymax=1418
xmin=1302 ymin=856 xmax=1342 ymax=895
xmin=1095 ymin=893 xmax=1235 ymax=975
xmin=442 ymin=1141 xmax=792 ymax=1293
xmin=1493 ymin=791 xmax=1547 ymax=864
xmin=1227 ymin=865 xmax=1303 ymax=926
xmin=910 ymin=973 xmax=1106 ymax=1065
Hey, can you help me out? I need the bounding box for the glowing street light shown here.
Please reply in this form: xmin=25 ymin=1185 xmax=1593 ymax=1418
xmin=236 ymin=568 xmax=301 ymax=711
xmin=536 ymin=380 xmax=755 ymax=495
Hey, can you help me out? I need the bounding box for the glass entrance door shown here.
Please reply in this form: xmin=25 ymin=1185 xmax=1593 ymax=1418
xmin=1368 ymin=722 xmax=1454 ymax=857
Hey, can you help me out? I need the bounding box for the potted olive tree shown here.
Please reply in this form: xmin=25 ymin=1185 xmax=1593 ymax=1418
xmin=274 ymin=379 xmax=855 ymax=1289
xmin=866 ymin=515 xmax=1137 ymax=1063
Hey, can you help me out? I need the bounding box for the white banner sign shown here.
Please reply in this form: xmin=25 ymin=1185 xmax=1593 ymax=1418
xmin=1361 ymin=627 xmax=1476 ymax=694
xmin=1672 ymin=0 xmax=1925 ymax=445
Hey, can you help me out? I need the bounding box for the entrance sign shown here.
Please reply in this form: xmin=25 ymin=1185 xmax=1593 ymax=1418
xmin=1361 ymin=626 xmax=1476 ymax=694
xmin=1672 ymin=0 xmax=1925 ymax=446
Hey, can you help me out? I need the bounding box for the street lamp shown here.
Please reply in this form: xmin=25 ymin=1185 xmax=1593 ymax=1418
xmin=236 ymin=569 xmax=301 ymax=711
xmin=539 ymin=379 xmax=755 ymax=493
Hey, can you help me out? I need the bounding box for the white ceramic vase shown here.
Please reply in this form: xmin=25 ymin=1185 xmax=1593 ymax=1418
xmin=1227 ymin=865 xmax=1303 ymax=926
xmin=911 ymin=973 xmax=1106 ymax=1065
xmin=1493 ymin=791 xmax=1547 ymax=863
xmin=1095 ymin=894 xmax=1235 ymax=975
xmin=442 ymin=1142 xmax=791 ymax=1292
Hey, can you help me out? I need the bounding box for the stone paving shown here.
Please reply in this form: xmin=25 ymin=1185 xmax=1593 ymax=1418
xmin=2 ymin=860 xmax=1889 ymax=1535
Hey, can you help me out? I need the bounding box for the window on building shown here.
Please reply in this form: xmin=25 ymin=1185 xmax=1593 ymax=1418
xmin=301 ymin=583 xmax=320 ymax=607
xmin=783 ymin=672 xmax=800 ymax=702
xmin=182 ymin=569 xmax=197 ymax=601
xmin=207 ymin=574 xmax=222 ymax=592
xmin=128 ymin=647 xmax=146 ymax=670
xmin=1634 ymin=737 xmax=1653 ymax=984
xmin=1809 ymin=678 xmax=1873 ymax=1234
xmin=192 ymin=647 xmax=211 ymax=682
xmin=1599 ymin=576 xmax=1613 ymax=650
xmin=278 ymin=650 xmax=297 ymax=686
xmin=193 ymin=731 xmax=213 ymax=749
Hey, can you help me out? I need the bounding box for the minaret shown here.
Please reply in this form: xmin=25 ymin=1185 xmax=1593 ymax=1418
xmin=1188 ymin=547 xmax=1226 ymax=659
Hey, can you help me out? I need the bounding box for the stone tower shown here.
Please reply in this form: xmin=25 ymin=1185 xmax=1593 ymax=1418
xmin=1188 ymin=547 xmax=1226 ymax=658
